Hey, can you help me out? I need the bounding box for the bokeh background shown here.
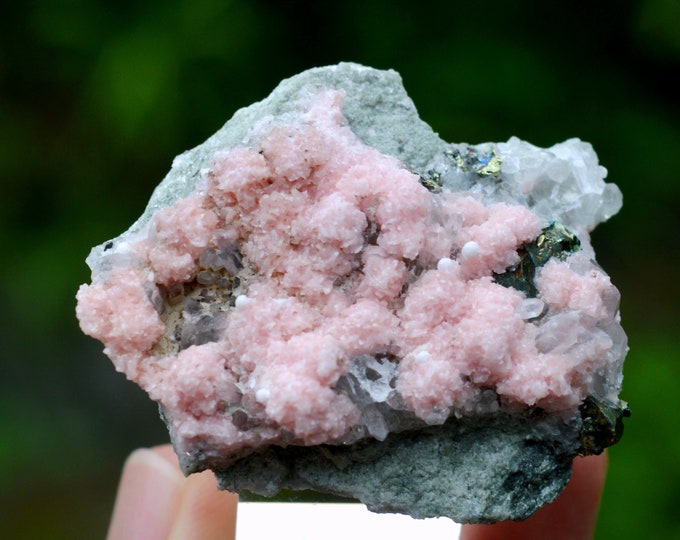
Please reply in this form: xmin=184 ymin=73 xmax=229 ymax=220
xmin=1 ymin=0 xmax=678 ymax=538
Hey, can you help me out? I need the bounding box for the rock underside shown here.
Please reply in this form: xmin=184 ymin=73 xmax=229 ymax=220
xmin=76 ymin=63 xmax=629 ymax=523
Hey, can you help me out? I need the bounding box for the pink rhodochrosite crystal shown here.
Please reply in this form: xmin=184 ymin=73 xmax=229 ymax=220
xmin=76 ymin=64 xmax=628 ymax=523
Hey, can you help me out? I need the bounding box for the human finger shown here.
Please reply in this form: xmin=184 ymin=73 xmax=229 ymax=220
xmin=107 ymin=445 xmax=238 ymax=540
xmin=107 ymin=447 xmax=185 ymax=540
xmin=164 ymin=449 xmax=238 ymax=539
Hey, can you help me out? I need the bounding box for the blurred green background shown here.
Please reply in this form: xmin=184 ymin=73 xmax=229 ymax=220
xmin=1 ymin=0 xmax=678 ymax=538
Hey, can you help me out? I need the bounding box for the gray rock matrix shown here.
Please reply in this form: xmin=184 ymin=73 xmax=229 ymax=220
xmin=140 ymin=62 xmax=587 ymax=523
xmin=216 ymin=414 xmax=574 ymax=524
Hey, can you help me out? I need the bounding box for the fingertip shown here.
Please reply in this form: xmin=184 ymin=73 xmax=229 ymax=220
xmin=149 ymin=444 xmax=239 ymax=539
xmin=574 ymin=451 xmax=608 ymax=486
xmin=107 ymin=448 xmax=184 ymax=540
xmin=150 ymin=443 xmax=181 ymax=468
xmin=169 ymin=470 xmax=239 ymax=540
xmin=109 ymin=445 xmax=238 ymax=540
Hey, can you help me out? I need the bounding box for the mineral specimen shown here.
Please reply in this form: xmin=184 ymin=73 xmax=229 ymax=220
xmin=76 ymin=63 xmax=629 ymax=523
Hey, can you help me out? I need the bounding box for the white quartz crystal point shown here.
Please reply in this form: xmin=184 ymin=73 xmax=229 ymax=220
xmin=496 ymin=137 xmax=623 ymax=234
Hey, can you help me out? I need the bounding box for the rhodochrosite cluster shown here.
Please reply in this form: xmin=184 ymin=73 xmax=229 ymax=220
xmin=76 ymin=64 xmax=628 ymax=523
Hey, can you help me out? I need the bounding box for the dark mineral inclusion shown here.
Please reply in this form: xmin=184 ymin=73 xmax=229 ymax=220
xmin=494 ymin=222 xmax=581 ymax=298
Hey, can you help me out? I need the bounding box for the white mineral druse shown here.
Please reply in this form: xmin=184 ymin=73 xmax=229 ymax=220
xmin=76 ymin=63 xmax=629 ymax=523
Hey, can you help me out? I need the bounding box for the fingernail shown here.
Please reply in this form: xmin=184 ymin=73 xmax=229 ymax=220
xmin=107 ymin=448 xmax=184 ymax=540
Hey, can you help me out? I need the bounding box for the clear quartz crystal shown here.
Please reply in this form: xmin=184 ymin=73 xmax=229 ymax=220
xmin=536 ymin=313 xmax=581 ymax=354
xmin=516 ymin=298 xmax=545 ymax=320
